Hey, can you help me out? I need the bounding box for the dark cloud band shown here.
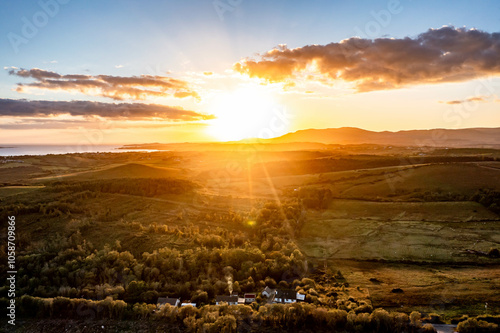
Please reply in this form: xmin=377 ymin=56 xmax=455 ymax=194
xmin=0 ymin=99 xmax=213 ymax=121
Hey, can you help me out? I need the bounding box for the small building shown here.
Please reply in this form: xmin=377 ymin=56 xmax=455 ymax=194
xmin=181 ymin=302 xmax=197 ymax=307
xmin=244 ymin=293 xmax=256 ymax=304
xmin=261 ymin=286 xmax=276 ymax=298
xmin=275 ymin=290 xmax=297 ymax=304
xmin=157 ymin=297 xmax=180 ymax=307
xmin=216 ymin=295 xmax=239 ymax=305
xmin=296 ymin=293 xmax=305 ymax=301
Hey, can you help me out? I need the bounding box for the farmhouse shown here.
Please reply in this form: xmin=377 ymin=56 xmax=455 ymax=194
xmin=261 ymin=286 xmax=276 ymax=298
xmin=215 ymin=295 xmax=239 ymax=305
xmin=244 ymin=293 xmax=256 ymax=304
xmin=275 ymin=290 xmax=297 ymax=304
xmin=157 ymin=297 xmax=180 ymax=307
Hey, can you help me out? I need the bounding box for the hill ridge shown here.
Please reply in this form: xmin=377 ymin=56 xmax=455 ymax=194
xmin=258 ymin=127 xmax=500 ymax=147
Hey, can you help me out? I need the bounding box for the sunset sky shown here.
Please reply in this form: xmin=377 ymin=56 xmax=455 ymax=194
xmin=1 ymin=0 xmax=499 ymax=144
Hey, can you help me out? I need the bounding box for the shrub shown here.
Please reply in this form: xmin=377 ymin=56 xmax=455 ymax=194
xmin=422 ymin=323 xmax=437 ymax=332
xmin=426 ymin=313 xmax=443 ymax=324
xmin=487 ymin=248 xmax=500 ymax=258
xmin=457 ymin=318 xmax=499 ymax=333
xmin=410 ymin=311 xmax=422 ymax=328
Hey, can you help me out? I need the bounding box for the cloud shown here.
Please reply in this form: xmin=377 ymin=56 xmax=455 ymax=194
xmin=8 ymin=68 xmax=200 ymax=101
xmin=442 ymin=100 xmax=463 ymax=105
xmin=234 ymin=27 xmax=500 ymax=92
xmin=0 ymin=118 xmax=209 ymax=130
xmin=0 ymin=99 xmax=213 ymax=121
xmin=0 ymin=118 xmax=92 ymax=130
xmin=439 ymin=96 xmax=489 ymax=105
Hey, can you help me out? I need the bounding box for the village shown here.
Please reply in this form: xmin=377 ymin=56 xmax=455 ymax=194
xmin=157 ymin=286 xmax=306 ymax=309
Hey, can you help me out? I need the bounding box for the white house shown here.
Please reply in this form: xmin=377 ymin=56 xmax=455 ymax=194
xmin=181 ymin=302 xmax=197 ymax=307
xmin=157 ymin=297 xmax=180 ymax=307
xmin=261 ymin=286 xmax=276 ymax=298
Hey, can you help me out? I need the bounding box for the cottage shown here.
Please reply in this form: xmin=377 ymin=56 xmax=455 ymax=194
xmin=244 ymin=293 xmax=256 ymax=304
xmin=275 ymin=290 xmax=297 ymax=304
xmin=157 ymin=297 xmax=180 ymax=307
xmin=261 ymin=286 xmax=276 ymax=298
xmin=215 ymin=295 xmax=239 ymax=305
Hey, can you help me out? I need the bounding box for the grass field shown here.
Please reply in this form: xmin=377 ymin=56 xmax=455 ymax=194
xmin=329 ymin=260 xmax=500 ymax=318
xmin=340 ymin=163 xmax=500 ymax=199
xmin=0 ymin=185 xmax=45 ymax=198
xmin=298 ymin=216 xmax=499 ymax=262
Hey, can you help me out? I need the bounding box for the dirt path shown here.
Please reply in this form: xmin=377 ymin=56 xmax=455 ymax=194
xmin=475 ymin=162 xmax=500 ymax=171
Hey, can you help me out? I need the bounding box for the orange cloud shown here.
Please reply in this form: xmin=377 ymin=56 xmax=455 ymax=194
xmin=234 ymin=27 xmax=500 ymax=92
xmin=8 ymin=68 xmax=200 ymax=101
xmin=439 ymin=96 xmax=489 ymax=105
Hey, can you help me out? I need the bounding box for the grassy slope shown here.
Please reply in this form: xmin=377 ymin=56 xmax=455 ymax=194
xmin=341 ymin=163 xmax=500 ymax=199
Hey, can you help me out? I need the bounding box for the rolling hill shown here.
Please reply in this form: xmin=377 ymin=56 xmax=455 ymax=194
xmin=263 ymin=127 xmax=500 ymax=147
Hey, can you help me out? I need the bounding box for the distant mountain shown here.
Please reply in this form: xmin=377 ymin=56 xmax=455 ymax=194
xmin=262 ymin=127 xmax=500 ymax=147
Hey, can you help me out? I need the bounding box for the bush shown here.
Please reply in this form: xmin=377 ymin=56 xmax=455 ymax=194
xmin=457 ymin=318 xmax=499 ymax=333
xmin=422 ymin=323 xmax=437 ymax=332
xmin=425 ymin=313 xmax=443 ymax=324
xmin=487 ymin=248 xmax=500 ymax=258
xmin=410 ymin=311 xmax=422 ymax=328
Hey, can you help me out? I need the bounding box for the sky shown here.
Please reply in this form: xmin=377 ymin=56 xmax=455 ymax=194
xmin=0 ymin=0 xmax=499 ymax=144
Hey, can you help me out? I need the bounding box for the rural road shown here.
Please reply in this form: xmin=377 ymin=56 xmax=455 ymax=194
xmin=433 ymin=324 xmax=457 ymax=333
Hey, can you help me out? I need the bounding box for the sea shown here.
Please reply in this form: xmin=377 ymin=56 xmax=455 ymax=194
xmin=0 ymin=145 xmax=158 ymax=157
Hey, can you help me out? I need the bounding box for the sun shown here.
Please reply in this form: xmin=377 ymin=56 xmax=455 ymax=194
xmin=206 ymin=87 xmax=288 ymax=141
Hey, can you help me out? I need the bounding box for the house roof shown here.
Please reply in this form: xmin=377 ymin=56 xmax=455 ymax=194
xmin=216 ymin=295 xmax=239 ymax=303
xmin=244 ymin=293 xmax=256 ymax=298
xmin=262 ymin=286 xmax=276 ymax=295
xmin=157 ymin=297 xmax=179 ymax=306
xmin=276 ymin=290 xmax=297 ymax=299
